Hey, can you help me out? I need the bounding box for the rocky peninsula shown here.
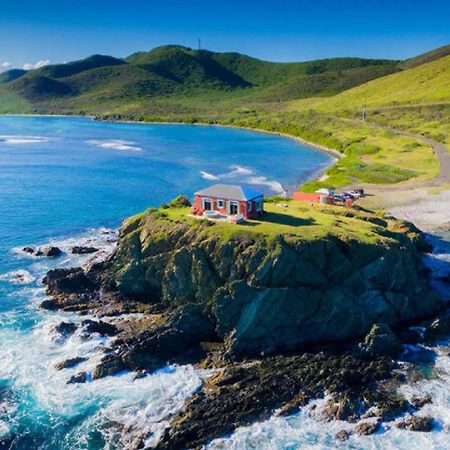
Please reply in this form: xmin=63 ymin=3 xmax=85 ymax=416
xmin=41 ymin=200 xmax=448 ymax=449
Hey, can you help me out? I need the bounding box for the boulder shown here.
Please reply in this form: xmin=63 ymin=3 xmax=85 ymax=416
xmin=67 ymin=372 xmax=88 ymax=384
xmin=22 ymin=246 xmax=35 ymax=254
xmin=336 ymin=429 xmax=352 ymax=441
xmin=396 ymin=415 xmax=434 ymax=432
xmin=42 ymin=246 xmax=63 ymax=257
xmin=359 ymin=323 xmax=401 ymax=357
xmin=54 ymin=356 xmax=87 ymax=370
xmin=411 ymin=396 xmax=432 ymax=409
xmin=43 ymin=268 xmax=96 ymax=295
xmin=81 ymin=319 xmax=118 ymax=336
xmin=355 ymin=420 xmax=380 ymax=435
xmin=70 ymin=246 xmax=99 ymax=254
xmin=53 ymin=321 xmax=77 ymax=338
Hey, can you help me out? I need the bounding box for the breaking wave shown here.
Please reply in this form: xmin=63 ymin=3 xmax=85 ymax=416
xmin=200 ymin=165 xmax=286 ymax=195
xmin=86 ymin=139 xmax=143 ymax=152
xmin=0 ymin=135 xmax=50 ymax=144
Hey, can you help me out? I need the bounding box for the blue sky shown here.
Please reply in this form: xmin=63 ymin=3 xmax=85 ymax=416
xmin=1 ymin=0 xmax=449 ymax=71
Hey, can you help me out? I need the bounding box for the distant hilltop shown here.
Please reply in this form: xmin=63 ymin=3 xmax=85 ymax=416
xmin=0 ymin=43 xmax=448 ymax=115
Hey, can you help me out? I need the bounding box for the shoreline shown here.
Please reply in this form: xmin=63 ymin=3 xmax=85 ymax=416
xmin=3 ymin=113 xmax=449 ymax=229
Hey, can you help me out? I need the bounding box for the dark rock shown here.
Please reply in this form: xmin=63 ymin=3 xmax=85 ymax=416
xmin=40 ymin=299 xmax=58 ymax=310
xmin=336 ymin=429 xmax=352 ymax=441
xmin=42 ymin=246 xmax=63 ymax=257
xmin=322 ymin=395 xmax=361 ymax=422
xmin=70 ymin=246 xmax=99 ymax=254
xmin=93 ymin=354 xmax=125 ymax=379
xmin=355 ymin=420 xmax=380 ymax=435
xmin=133 ymin=370 xmax=147 ymax=380
xmin=81 ymin=319 xmax=118 ymax=336
xmin=396 ymin=415 xmax=434 ymax=432
xmin=359 ymin=323 xmax=401 ymax=357
xmin=411 ymin=396 xmax=432 ymax=409
xmin=424 ymin=315 xmax=450 ymax=341
xmin=53 ymin=321 xmax=77 ymax=338
xmin=54 ymin=356 xmax=87 ymax=370
xmin=22 ymin=246 xmax=35 ymax=254
xmin=156 ymin=352 xmax=395 ymax=450
xmin=67 ymin=372 xmax=88 ymax=384
xmin=92 ymin=304 xmax=216 ymax=379
xmin=43 ymin=268 xmax=96 ymax=295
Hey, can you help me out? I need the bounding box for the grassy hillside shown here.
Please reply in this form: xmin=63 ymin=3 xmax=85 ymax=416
xmin=0 ymin=45 xmax=401 ymax=111
xmin=0 ymin=69 xmax=27 ymax=84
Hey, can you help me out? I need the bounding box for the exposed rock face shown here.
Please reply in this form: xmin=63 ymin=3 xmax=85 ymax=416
xmin=105 ymin=210 xmax=442 ymax=355
xmin=396 ymin=415 xmax=434 ymax=432
xmin=359 ymin=323 xmax=401 ymax=357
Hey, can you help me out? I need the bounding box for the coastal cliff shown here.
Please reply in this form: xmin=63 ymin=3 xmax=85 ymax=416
xmin=40 ymin=201 xmax=448 ymax=448
xmin=107 ymin=204 xmax=440 ymax=355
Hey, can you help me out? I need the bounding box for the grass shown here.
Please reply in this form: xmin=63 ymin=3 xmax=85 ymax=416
xmin=155 ymin=202 xmax=398 ymax=245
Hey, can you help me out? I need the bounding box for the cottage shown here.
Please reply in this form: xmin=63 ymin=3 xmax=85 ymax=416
xmin=192 ymin=184 xmax=264 ymax=220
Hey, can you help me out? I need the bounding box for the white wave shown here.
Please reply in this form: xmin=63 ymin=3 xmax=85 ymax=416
xmin=244 ymin=176 xmax=286 ymax=195
xmin=200 ymin=171 xmax=220 ymax=181
xmin=86 ymin=139 xmax=142 ymax=152
xmin=0 ymin=269 xmax=35 ymax=285
xmin=200 ymin=165 xmax=285 ymax=194
xmin=0 ymin=135 xmax=50 ymax=144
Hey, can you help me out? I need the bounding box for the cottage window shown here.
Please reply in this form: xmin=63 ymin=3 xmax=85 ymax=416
xmin=255 ymin=198 xmax=263 ymax=211
xmin=247 ymin=201 xmax=253 ymax=212
xmin=229 ymin=201 xmax=239 ymax=215
xmin=217 ymin=199 xmax=225 ymax=208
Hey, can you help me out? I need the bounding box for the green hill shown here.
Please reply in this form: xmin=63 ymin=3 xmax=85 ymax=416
xmin=0 ymin=45 xmax=402 ymax=112
xmin=0 ymin=69 xmax=27 ymax=84
xmin=291 ymin=54 xmax=450 ymax=111
xmin=400 ymin=43 xmax=450 ymax=70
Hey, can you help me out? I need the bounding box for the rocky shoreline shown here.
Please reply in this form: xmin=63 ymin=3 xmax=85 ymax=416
xmin=37 ymin=205 xmax=450 ymax=449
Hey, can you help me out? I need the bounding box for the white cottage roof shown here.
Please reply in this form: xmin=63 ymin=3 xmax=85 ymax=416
xmin=195 ymin=184 xmax=263 ymax=201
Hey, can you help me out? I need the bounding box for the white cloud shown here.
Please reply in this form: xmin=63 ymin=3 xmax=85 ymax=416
xmin=23 ymin=59 xmax=50 ymax=70
xmin=0 ymin=61 xmax=12 ymax=72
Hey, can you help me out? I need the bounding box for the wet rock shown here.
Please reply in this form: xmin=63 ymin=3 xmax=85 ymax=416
xmin=336 ymin=429 xmax=352 ymax=441
xmin=22 ymin=246 xmax=35 ymax=254
xmin=411 ymin=396 xmax=432 ymax=409
xmin=92 ymin=304 xmax=216 ymax=379
xmin=359 ymin=323 xmax=401 ymax=357
xmin=67 ymin=372 xmax=88 ymax=384
xmin=53 ymin=321 xmax=77 ymax=338
xmin=156 ymin=352 xmax=395 ymax=450
xmin=43 ymin=267 xmax=96 ymax=295
xmin=81 ymin=319 xmax=118 ymax=336
xmin=54 ymin=356 xmax=87 ymax=370
xmin=424 ymin=314 xmax=450 ymax=341
xmin=355 ymin=420 xmax=380 ymax=435
xmin=322 ymin=395 xmax=361 ymax=422
xmin=396 ymin=415 xmax=434 ymax=432
xmin=42 ymin=246 xmax=63 ymax=257
xmin=70 ymin=246 xmax=99 ymax=254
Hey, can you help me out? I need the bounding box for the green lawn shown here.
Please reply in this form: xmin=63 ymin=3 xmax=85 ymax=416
xmin=139 ymin=202 xmax=401 ymax=245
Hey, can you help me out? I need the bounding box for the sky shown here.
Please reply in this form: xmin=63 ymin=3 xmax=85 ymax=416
xmin=0 ymin=0 xmax=449 ymax=71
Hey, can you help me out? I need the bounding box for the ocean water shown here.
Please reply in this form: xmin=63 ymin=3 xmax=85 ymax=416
xmin=0 ymin=115 xmax=448 ymax=449
xmin=0 ymin=115 xmax=333 ymax=449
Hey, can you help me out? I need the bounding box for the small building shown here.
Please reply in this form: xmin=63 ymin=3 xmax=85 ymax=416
xmin=292 ymin=188 xmax=335 ymax=205
xmin=192 ymin=184 xmax=264 ymax=220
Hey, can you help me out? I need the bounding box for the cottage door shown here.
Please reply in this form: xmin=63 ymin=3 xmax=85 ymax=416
xmin=203 ymin=199 xmax=212 ymax=210
xmin=229 ymin=201 xmax=239 ymax=215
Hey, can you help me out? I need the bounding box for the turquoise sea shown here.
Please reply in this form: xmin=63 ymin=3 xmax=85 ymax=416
xmin=0 ymin=116 xmax=449 ymax=450
xmin=0 ymin=116 xmax=334 ymax=449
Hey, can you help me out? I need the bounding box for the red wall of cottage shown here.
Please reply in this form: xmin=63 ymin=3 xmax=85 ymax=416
xmin=192 ymin=195 xmax=262 ymax=219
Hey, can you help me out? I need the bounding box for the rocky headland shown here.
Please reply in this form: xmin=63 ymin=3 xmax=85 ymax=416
xmin=40 ymin=201 xmax=448 ymax=449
